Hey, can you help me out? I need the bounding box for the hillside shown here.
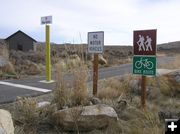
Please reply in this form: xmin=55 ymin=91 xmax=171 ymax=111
xmin=157 ymin=41 xmax=180 ymax=54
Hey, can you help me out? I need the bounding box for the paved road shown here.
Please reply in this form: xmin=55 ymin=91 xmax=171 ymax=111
xmin=0 ymin=56 xmax=175 ymax=104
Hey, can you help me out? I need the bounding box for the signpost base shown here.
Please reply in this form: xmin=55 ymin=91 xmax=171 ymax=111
xmin=39 ymin=80 xmax=55 ymax=83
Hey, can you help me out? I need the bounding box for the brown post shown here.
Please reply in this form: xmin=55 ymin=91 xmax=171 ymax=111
xmin=93 ymin=54 xmax=99 ymax=96
xmin=141 ymin=76 xmax=146 ymax=109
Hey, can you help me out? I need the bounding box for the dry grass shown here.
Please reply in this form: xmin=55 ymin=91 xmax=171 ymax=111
xmin=53 ymin=61 xmax=69 ymax=109
xmin=98 ymin=75 xmax=134 ymax=99
xmin=69 ymin=106 xmax=84 ymax=134
xmin=148 ymin=76 xmax=179 ymax=97
xmin=5 ymin=70 xmax=180 ymax=134
xmin=13 ymin=97 xmax=39 ymax=125
xmin=53 ymin=58 xmax=89 ymax=109
xmin=0 ymin=62 xmax=15 ymax=75
xmin=13 ymin=97 xmax=39 ymax=134
xmin=85 ymin=101 xmax=163 ymax=134
xmin=0 ymin=42 xmax=16 ymax=77
xmin=159 ymin=54 xmax=180 ymax=69
xmin=0 ymin=41 xmax=9 ymax=60
xmin=13 ymin=97 xmax=56 ymax=134
xmin=71 ymin=64 xmax=88 ymax=105
xmin=92 ymin=74 xmax=179 ymax=134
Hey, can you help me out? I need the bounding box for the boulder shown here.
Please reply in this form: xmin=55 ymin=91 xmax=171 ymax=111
xmin=89 ymin=97 xmax=101 ymax=105
xmin=166 ymin=70 xmax=180 ymax=96
xmin=167 ymin=70 xmax=180 ymax=83
xmin=98 ymin=55 xmax=107 ymax=65
xmin=0 ymin=128 xmax=6 ymax=134
xmin=129 ymin=79 xmax=140 ymax=95
xmin=0 ymin=109 xmax=14 ymax=134
xmin=53 ymin=104 xmax=118 ymax=131
xmin=37 ymin=101 xmax=51 ymax=108
xmin=129 ymin=79 xmax=152 ymax=96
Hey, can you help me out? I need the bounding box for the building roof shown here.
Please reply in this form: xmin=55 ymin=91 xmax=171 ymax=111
xmin=5 ymin=30 xmax=37 ymax=42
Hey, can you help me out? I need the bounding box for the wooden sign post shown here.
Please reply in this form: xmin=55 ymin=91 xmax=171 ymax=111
xmin=93 ymin=54 xmax=99 ymax=95
xmin=133 ymin=29 xmax=157 ymax=109
xmin=141 ymin=76 xmax=146 ymax=109
xmin=88 ymin=31 xmax=104 ymax=96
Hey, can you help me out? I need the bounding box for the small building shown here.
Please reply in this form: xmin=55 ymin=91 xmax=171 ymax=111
xmin=5 ymin=30 xmax=37 ymax=52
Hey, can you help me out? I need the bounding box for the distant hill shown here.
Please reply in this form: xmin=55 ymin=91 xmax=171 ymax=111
xmin=157 ymin=41 xmax=180 ymax=54
xmin=158 ymin=41 xmax=180 ymax=49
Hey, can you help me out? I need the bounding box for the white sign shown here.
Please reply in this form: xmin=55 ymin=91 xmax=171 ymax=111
xmin=41 ymin=16 xmax=52 ymax=25
xmin=88 ymin=31 xmax=104 ymax=53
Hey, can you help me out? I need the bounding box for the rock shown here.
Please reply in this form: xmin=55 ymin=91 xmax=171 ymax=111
xmin=0 ymin=109 xmax=14 ymax=134
xmin=53 ymin=104 xmax=118 ymax=131
xmin=129 ymin=79 xmax=140 ymax=95
xmin=37 ymin=101 xmax=51 ymax=108
xmin=116 ymin=99 xmax=127 ymax=111
xmin=166 ymin=70 xmax=180 ymax=96
xmin=0 ymin=128 xmax=6 ymax=134
xmin=89 ymin=97 xmax=101 ymax=105
xmin=167 ymin=70 xmax=180 ymax=83
xmin=62 ymin=106 xmax=69 ymax=109
xmin=98 ymin=55 xmax=107 ymax=65
xmin=129 ymin=79 xmax=152 ymax=96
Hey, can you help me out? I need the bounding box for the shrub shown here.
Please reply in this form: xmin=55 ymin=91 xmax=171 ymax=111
xmin=13 ymin=97 xmax=39 ymax=125
xmin=148 ymin=76 xmax=178 ymax=97
xmin=71 ymin=63 xmax=88 ymax=105
xmin=53 ymin=61 xmax=70 ymax=109
xmin=13 ymin=97 xmax=56 ymax=134
xmin=0 ymin=41 xmax=9 ymax=60
xmin=98 ymin=75 xmax=134 ymax=99
xmin=0 ymin=62 xmax=15 ymax=75
xmin=53 ymin=59 xmax=89 ymax=109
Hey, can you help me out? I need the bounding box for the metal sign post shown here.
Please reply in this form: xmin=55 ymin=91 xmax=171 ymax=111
xmin=133 ymin=29 xmax=157 ymax=109
xmin=41 ymin=16 xmax=53 ymax=83
xmin=45 ymin=25 xmax=51 ymax=81
xmin=88 ymin=31 xmax=104 ymax=96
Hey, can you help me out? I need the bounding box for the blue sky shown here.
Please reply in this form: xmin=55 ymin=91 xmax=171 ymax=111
xmin=0 ymin=0 xmax=180 ymax=45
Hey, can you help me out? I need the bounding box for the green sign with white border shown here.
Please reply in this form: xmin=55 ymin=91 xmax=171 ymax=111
xmin=133 ymin=56 xmax=156 ymax=76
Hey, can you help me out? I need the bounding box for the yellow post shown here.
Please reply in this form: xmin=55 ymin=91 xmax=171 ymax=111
xmin=45 ymin=25 xmax=51 ymax=81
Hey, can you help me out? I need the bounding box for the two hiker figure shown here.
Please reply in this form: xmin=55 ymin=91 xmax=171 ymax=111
xmin=137 ymin=35 xmax=152 ymax=51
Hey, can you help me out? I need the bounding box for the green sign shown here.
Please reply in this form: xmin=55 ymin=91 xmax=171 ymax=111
xmin=133 ymin=56 xmax=156 ymax=76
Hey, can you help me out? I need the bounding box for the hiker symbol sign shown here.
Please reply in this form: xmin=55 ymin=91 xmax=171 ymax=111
xmin=133 ymin=30 xmax=156 ymax=55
